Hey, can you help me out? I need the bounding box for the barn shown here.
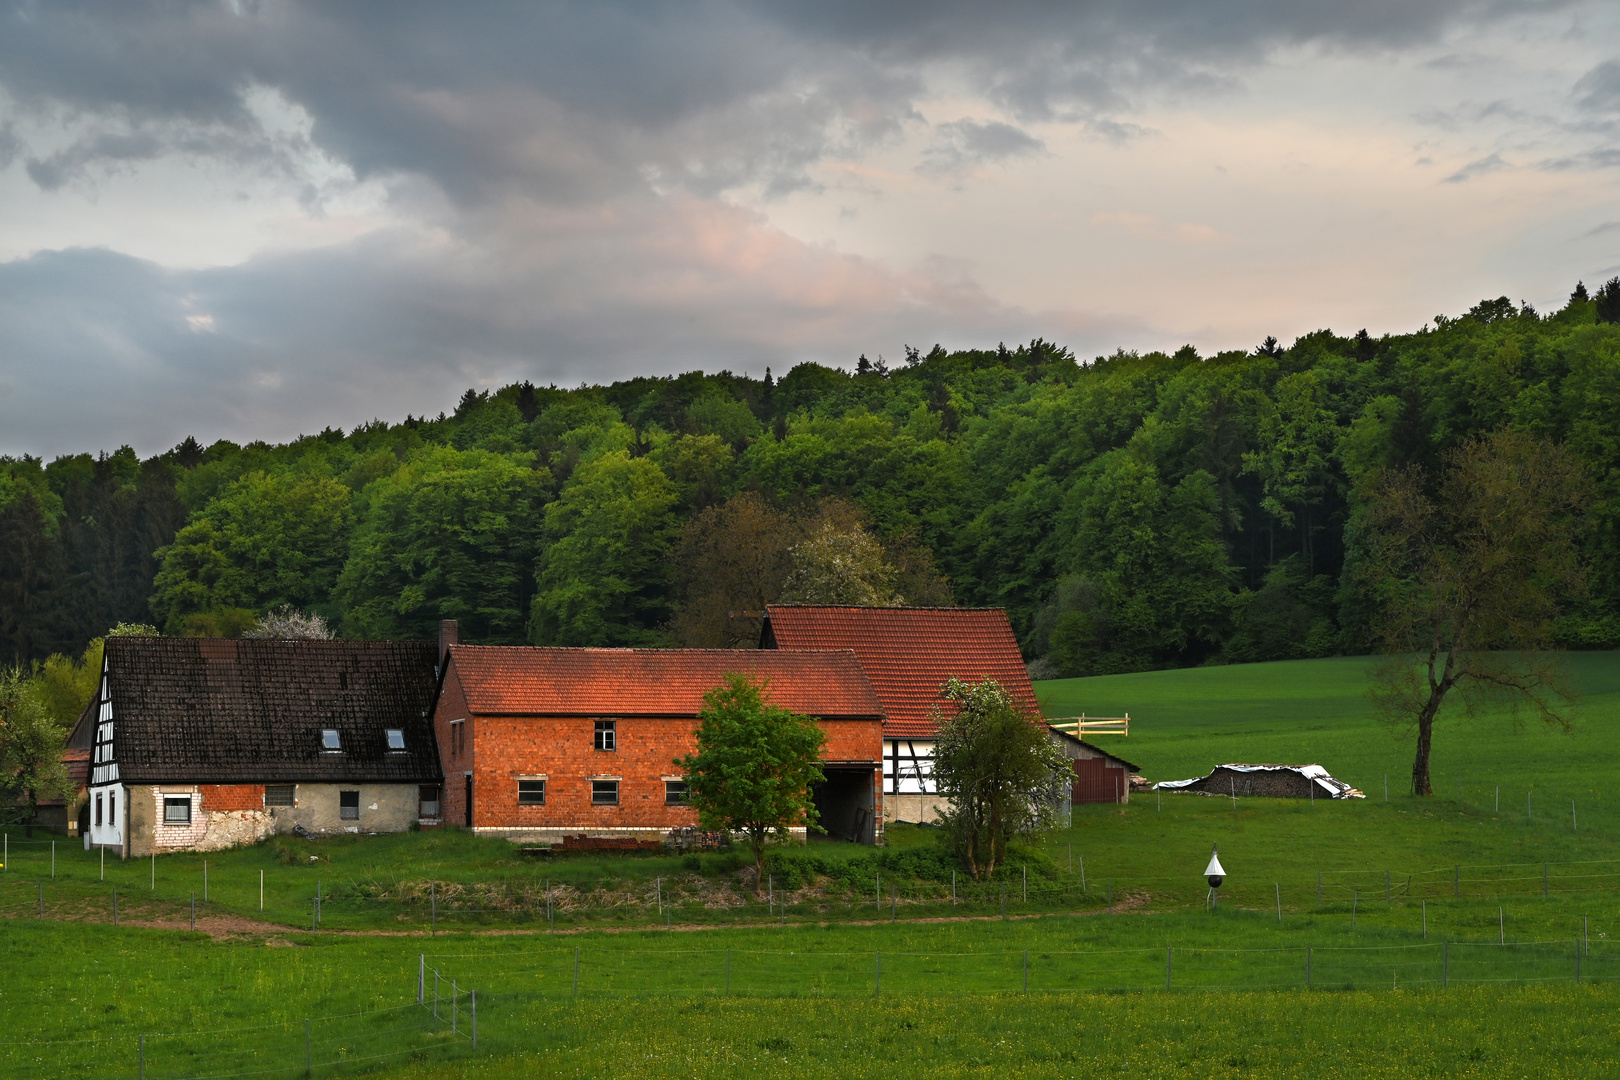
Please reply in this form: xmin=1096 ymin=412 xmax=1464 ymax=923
xmin=432 ymin=630 xmax=886 ymax=844
xmin=1048 ymin=728 xmax=1139 ymax=805
xmin=761 ymin=605 xmax=1040 ymax=825
xmin=1154 ymin=763 xmax=1363 ymax=799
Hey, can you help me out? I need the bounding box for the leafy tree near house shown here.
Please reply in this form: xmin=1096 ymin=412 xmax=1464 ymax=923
xmin=675 ymin=674 xmax=826 ymax=893
xmin=932 ymin=678 xmax=1070 ymax=879
xmin=0 ymin=667 xmax=73 ymax=826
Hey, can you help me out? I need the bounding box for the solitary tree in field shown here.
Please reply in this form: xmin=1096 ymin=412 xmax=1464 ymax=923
xmin=1359 ymin=429 xmax=1588 ymax=796
xmin=932 ymin=678 xmax=1071 ymax=879
xmin=676 ymin=674 xmax=826 ymax=891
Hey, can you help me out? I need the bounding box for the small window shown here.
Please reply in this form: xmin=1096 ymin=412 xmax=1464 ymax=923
xmin=591 ymin=779 xmax=619 ymax=806
xmin=418 ymin=785 xmax=441 ymax=818
xmin=163 ymin=796 xmax=192 ymax=825
xmin=321 ymin=729 xmax=342 ymax=751
xmin=665 ymin=780 xmax=689 ymax=806
xmin=339 ymin=790 xmax=360 ymax=820
xmin=594 ymin=720 xmax=616 ymax=752
xmin=450 ymin=720 xmax=465 ymax=757
xmin=518 ymin=779 xmax=546 ymax=805
xmin=386 ymin=729 xmax=405 ymax=751
xmin=264 ymin=784 xmax=296 ymax=807
xmin=109 ymin=791 xmax=117 ymax=827
xmin=95 ymin=792 xmax=103 ymax=827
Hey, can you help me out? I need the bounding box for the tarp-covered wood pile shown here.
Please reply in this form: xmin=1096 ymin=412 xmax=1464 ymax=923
xmin=1153 ymin=764 xmax=1363 ymax=799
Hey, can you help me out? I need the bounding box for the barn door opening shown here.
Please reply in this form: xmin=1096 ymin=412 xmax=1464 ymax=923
xmin=464 ymin=774 xmax=474 ymax=828
xmin=811 ymin=768 xmax=877 ymax=844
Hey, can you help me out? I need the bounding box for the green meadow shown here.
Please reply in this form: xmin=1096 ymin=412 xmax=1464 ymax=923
xmin=4 ymin=652 xmax=1620 ymax=1078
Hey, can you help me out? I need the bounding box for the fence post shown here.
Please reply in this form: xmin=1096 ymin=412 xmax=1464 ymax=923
xmin=1573 ymin=800 xmax=1578 ymax=831
xmin=113 ymin=885 xmax=118 ymax=926
xmin=101 ymin=845 xmax=104 ymax=882
xmin=204 ymin=859 xmax=208 ymax=901
xmin=1544 ymin=863 xmax=1549 ymax=897
xmin=1454 ymin=865 xmax=1459 ymax=898
xmin=1443 ymin=941 xmax=1449 ymax=987
xmin=452 ymin=980 xmax=458 ymax=1036
xmin=1384 ymin=775 xmax=1388 ymax=802
xmin=1495 ymin=785 xmax=1499 ymax=812
xmin=1352 ymin=891 xmax=1357 ymax=928
xmin=875 ymin=872 xmax=880 ymax=912
xmin=140 ymin=1034 xmax=145 ymax=1080
xmin=891 ymin=886 xmax=897 ymax=921
xmin=1275 ymin=883 xmax=1281 ymax=923
xmin=1023 ymin=950 xmax=1028 ymax=993
xmin=38 ymin=882 xmax=43 ymax=918
xmin=875 ymin=951 xmax=881 ymax=997
xmin=305 ymin=1018 xmax=311 ymax=1077
xmin=951 ymin=870 xmax=956 ymax=905
xmin=151 ymin=850 xmax=154 ymax=889
xmin=1306 ymin=947 xmax=1311 ymax=988
xmin=431 ymin=882 xmax=436 ymax=936
xmin=1108 ymin=878 xmax=1113 ymax=914
xmin=725 ymin=949 xmax=731 ymax=995
xmin=316 ymin=878 xmax=320 ymax=927
xmin=573 ymin=947 xmax=580 ymax=997
xmin=1080 ymin=857 xmax=1086 ymax=893
xmin=260 ymin=869 xmax=263 ymax=911
xmin=1584 ymin=916 xmax=1589 ymax=956
xmin=434 ymin=970 xmax=439 ymax=1019
xmin=419 ymin=954 xmax=424 ymax=1004
xmin=1317 ymin=871 xmax=1321 ymax=906
xmin=1576 ymin=941 xmax=1582 ymax=984
xmin=471 ymin=989 xmax=477 ymax=1049
xmin=1422 ymin=900 xmax=1427 ymax=939
xmin=1000 ymin=884 xmax=1006 ymax=920
xmin=1166 ymin=946 xmax=1172 ymax=990
xmin=51 ymin=840 xmax=55 ymax=878
xmin=1499 ymin=907 xmax=1504 ymax=945
xmin=191 ymin=891 xmax=195 ymax=931
xmin=1528 ymin=792 xmax=1532 ymax=821
xmin=1385 ymin=870 xmax=1390 ymax=903
xmin=1023 ymin=864 xmax=1027 ymax=903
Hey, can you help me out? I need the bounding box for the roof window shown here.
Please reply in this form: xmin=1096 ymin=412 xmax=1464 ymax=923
xmin=386 ymin=729 xmax=405 ymax=751
xmin=321 ymin=729 xmax=342 ymax=751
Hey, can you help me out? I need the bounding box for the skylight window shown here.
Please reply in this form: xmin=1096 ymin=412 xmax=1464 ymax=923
xmin=386 ymin=729 xmax=405 ymax=751
xmin=322 ymin=729 xmax=341 ymax=751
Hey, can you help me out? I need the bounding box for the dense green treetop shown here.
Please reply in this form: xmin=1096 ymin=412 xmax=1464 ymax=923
xmin=4 ymin=290 xmax=1620 ymax=671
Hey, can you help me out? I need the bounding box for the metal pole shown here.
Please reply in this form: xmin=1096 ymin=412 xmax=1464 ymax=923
xmin=1230 ymin=776 xmax=1236 ymax=807
xmin=1275 ymin=883 xmax=1281 ymax=923
xmin=38 ymin=881 xmax=43 ymax=917
xmin=1500 ymin=907 xmax=1504 ymax=944
xmin=1157 ymin=791 xmax=1161 ymax=812
xmin=1317 ymin=871 xmax=1321 ymax=906
xmin=101 ymin=845 xmax=104 ymax=881
xmin=1108 ymin=878 xmax=1113 ymax=914
xmin=1384 ymin=775 xmax=1387 ymax=802
xmin=573 ymin=947 xmax=579 ymax=997
xmin=316 ymin=879 xmax=320 ymax=927
xmin=1495 ymin=785 xmax=1499 ymax=812
xmin=434 ymin=970 xmax=439 ymax=1018
xmin=891 ymin=886 xmax=896 ymax=921
xmin=1528 ymin=791 xmax=1532 ymax=821
xmin=1000 ymin=884 xmax=1006 ymax=919
xmin=260 ymin=869 xmax=264 ymax=911
xmin=1423 ymin=900 xmax=1427 ymax=939
xmin=1545 ymin=863 xmax=1549 ymax=896
xmin=1352 ymin=891 xmax=1357 ymax=928
xmin=1306 ymin=947 xmax=1311 ymax=989
xmin=113 ymin=885 xmax=118 ymax=926
xmin=1068 ymin=844 xmax=1071 ymax=873
xmin=657 ymin=876 xmax=662 ymax=918
xmin=951 ymin=869 xmax=955 ymax=905
xmin=140 ymin=1034 xmax=145 ymax=1080
xmin=431 ymin=882 xmax=436 ymax=935
xmin=1080 ymin=857 xmax=1086 ymax=893
xmin=419 ymin=955 xmax=424 ymax=1003
xmin=1576 ymin=941 xmax=1582 ymax=984
xmin=1023 ymin=950 xmax=1028 ymax=993
xmin=51 ymin=840 xmax=55 ymax=878
xmin=1584 ymin=916 xmax=1589 ymax=956
xmin=1454 ymin=865 xmax=1459 ymax=898
xmin=452 ymin=980 xmax=458 ymax=1035
xmin=1023 ymin=864 xmax=1027 ymax=903
xmin=471 ymin=989 xmax=477 ymax=1048
xmin=875 ymin=951 xmax=881 ymax=996
xmin=305 ymin=1019 xmax=310 ymax=1077
xmin=1443 ymin=941 xmax=1448 ymax=987
xmin=726 ymin=949 xmax=731 ymax=995
xmin=1385 ymin=870 xmax=1390 ymax=903
xmin=1166 ymin=946 xmax=1172 ymax=990
xmin=191 ymin=891 xmax=195 ymax=931
xmin=204 ymin=859 xmax=208 ymax=901
xmin=151 ymin=850 xmax=154 ymax=889
xmin=1573 ymin=800 xmax=1578 ymax=831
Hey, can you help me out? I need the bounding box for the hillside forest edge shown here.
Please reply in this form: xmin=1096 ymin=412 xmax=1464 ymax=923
xmin=5 ymin=286 xmax=1620 ymax=684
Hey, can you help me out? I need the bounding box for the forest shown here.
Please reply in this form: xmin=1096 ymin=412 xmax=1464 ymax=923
xmin=4 ymin=284 xmax=1620 ymax=678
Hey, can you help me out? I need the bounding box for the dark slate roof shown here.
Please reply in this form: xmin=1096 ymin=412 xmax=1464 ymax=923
xmin=104 ymin=637 xmax=442 ymax=784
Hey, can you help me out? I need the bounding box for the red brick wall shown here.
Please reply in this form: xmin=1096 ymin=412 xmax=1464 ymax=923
xmin=199 ymin=784 xmax=263 ymax=811
xmin=435 ymin=667 xmax=475 ymax=825
xmin=819 ymin=718 xmax=881 ymax=764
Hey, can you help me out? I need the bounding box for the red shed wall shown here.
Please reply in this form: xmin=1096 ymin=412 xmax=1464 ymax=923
xmin=434 ymin=669 xmax=475 ymax=826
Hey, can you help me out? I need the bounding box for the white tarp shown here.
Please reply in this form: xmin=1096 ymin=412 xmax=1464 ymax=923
xmin=1153 ymin=763 xmax=1364 ymax=799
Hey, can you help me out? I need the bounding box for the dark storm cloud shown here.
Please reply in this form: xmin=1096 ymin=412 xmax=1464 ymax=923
xmin=918 ymin=119 xmax=1045 ymax=175
xmin=1575 ymin=60 xmax=1620 ymax=113
xmin=0 ymin=0 xmax=1561 ymax=204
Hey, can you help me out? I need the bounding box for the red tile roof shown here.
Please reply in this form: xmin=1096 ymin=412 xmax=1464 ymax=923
xmin=446 ymin=645 xmax=883 ymax=719
xmin=762 ymin=606 xmax=1040 ymax=738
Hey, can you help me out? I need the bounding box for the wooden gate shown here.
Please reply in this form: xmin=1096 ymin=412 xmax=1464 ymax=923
xmin=1071 ymin=756 xmax=1126 ymax=805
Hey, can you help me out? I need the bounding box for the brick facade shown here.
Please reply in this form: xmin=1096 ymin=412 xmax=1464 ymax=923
xmin=200 ymin=784 xmax=264 ymax=811
xmin=436 ymin=646 xmax=884 ymax=840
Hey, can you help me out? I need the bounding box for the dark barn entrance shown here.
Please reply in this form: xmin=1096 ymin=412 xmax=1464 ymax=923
xmin=812 ymin=767 xmax=877 ymax=844
xmin=1071 ymin=756 xmax=1127 ymax=804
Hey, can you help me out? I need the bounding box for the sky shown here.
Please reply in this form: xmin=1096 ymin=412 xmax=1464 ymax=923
xmin=2 ymin=0 xmax=1618 ymax=458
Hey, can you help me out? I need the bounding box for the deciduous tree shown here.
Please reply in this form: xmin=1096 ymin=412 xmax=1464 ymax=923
xmin=932 ymin=678 xmax=1069 ymax=879
xmin=675 ymin=674 xmax=826 ymax=891
xmin=1360 ymin=429 xmax=1588 ymax=795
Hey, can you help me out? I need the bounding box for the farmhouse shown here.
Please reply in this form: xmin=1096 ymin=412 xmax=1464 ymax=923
xmin=761 ymin=605 xmax=1042 ymax=824
xmin=433 ymin=633 xmax=886 ymax=844
xmin=73 ymin=636 xmax=444 ymax=857
xmin=1154 ymin=763 xmax=1364 ymax=799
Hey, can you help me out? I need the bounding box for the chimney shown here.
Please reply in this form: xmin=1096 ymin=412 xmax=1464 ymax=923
xmin=438 ymin=619 xmax=459 ymax=671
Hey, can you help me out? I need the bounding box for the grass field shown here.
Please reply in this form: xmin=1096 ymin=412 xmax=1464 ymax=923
xmin=4 ymin=652 xmax=1619 ymax=1078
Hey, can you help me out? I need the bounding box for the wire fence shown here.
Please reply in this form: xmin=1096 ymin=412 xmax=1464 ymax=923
xmin=425 ymin=937 xmax=1612 ymax=1000
xmin=12 ymin=842 xmax=1620 ymax=930
xmin=1 ymin=970 xmax=476 ymax=1080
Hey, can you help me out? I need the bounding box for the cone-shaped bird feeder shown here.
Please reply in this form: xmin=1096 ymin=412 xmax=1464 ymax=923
xmin=1205 ymin=845 xmax=1226 ymax=910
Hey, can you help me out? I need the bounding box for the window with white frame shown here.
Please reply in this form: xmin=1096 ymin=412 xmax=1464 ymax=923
xmin=321 ymin=729 xmax=342 ymax=751
xmin=386 ymin=729 xmax=405 ymax=751
xmin=163 ymin=796 xmax=191 ymax=825
xmin=518 ymin=779 xmax=546 ymax=805
xmin=594 ymin=720 xmax=616 ymax=751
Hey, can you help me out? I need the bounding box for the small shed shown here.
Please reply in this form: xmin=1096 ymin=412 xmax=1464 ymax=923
xmin=1047 ymin=728 xmax=1140 ymax=805
xmin=1154 ymin=764 xmax=1363 ymax=799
